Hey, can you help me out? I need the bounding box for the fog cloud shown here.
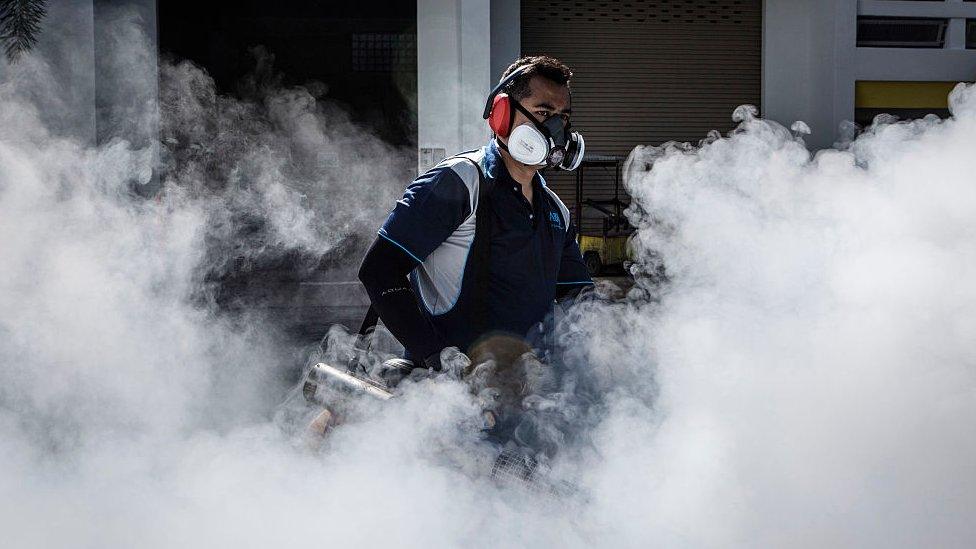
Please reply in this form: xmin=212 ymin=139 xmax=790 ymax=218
xmin=1 ymin=11 xmax=975 ymax=548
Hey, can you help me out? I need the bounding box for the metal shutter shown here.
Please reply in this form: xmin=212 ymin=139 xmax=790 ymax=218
xmin=521 ymin=0 xmax=762 ymax=234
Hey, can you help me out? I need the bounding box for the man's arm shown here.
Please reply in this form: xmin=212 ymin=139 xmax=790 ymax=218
xmin=555 ymin=219 xmax=594 ymax=301
xmin=358 ymin=165 xmax=472 ymax=365
xmin=358 ymin=236 xmax=446 ymax=363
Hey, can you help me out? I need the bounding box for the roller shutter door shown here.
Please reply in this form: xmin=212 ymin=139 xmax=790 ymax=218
xmin=521 ymin=0 xmax=762 ymax=234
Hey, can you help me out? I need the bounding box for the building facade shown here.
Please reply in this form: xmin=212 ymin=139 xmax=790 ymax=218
xmin=40 ymin=1 xmax=976 ymax=170
xmin=764 ymin=0 xmax=976 ymax=149
xmin=25 ymin=0 xmax=976 ymax=339
xmin=420 ymin=0 xmax=976 ymax=164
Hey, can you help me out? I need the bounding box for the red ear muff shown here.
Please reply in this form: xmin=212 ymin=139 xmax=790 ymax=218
xmin=488 ymin=93 xmax=513 ymax=137
xmin=483 ymin=65 xmax=530 ymax=137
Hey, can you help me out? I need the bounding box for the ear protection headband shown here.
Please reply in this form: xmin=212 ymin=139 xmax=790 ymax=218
xmin=482 ymin=65 xmax=530 ymax=138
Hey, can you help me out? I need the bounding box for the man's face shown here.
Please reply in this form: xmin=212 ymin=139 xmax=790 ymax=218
xmin=502 ymin=75 xmax=572 ymax=147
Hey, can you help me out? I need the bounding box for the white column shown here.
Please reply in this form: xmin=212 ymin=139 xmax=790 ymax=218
xmin=30 ymin=0 xmax=97 ymax=144
xmin=763 ymin=0 xmax=856 ymax=149
xmin=832 ymin=0 xmax=858 ymax=142
xmin=93 ymin=0 xmax=159 ymax=147
xmin=490 ymin=0 xmax=521 ymax=90
xmin=417 ymin=0 xmax=520 ymax=174
xmin=92 ymin=0 xmax=160 ymax=192
xmin=945 ymin=0 xmax=967 ymax=51
xmin=457 ymin=0 xmax=492 ymax=152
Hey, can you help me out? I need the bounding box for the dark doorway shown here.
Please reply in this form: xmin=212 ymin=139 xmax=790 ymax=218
xmin=157 ymin=1 xmax=417 ymax=146
xmin=156 ymin=2 xmax=417 ymax=344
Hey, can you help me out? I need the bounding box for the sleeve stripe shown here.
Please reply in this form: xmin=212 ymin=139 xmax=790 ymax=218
xmin=557 ymin=280 xmax=594 ymax=285
xmin=378 ymin=230 xmax=423 ymax=263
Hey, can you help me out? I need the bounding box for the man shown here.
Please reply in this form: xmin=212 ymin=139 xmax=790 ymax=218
xmin=358 ymin=56 xmax=592 ymax=370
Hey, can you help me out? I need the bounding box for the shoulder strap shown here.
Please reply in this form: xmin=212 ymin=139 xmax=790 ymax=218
xmin=457 ymin=155 xmax=491 ymax=337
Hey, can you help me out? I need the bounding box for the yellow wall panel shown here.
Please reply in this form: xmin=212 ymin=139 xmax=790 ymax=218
xmin=855 ymin=81 xmax=963 ymax=109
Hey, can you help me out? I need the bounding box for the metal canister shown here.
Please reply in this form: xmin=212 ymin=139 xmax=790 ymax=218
xmin=302 ymin=362 xmax=395 ymax=403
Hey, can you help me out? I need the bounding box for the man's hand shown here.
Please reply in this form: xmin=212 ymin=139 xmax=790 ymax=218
xmin=423 ymin=346 xmax=470 ymax=376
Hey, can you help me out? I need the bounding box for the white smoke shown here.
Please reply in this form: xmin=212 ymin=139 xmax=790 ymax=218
xmin=2 ymin=10 xmax=976 ymax=549
xmin=569 ymin=89 xmax=976 ymax=547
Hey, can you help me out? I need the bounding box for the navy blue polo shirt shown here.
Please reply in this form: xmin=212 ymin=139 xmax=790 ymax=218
xmin=378 ymin=139 xmax=592 ymax=347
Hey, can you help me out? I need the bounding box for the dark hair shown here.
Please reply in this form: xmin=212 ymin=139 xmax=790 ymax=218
xmin=500 ymin=55 xmax=573 ymax=101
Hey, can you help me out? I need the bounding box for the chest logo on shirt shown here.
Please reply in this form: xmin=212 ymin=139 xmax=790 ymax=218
xmin=549 ymin=211 xmax=563 ymax=229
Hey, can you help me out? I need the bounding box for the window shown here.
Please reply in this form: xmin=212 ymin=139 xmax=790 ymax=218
xmin=351 ymin=33 xmax=417 ymax=72
xmin=856 ymin=17 xmax=948 ymax=48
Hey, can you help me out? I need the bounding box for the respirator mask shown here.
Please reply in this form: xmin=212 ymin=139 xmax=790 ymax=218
xmin=482 ymin=66 xmax=585 ymax=171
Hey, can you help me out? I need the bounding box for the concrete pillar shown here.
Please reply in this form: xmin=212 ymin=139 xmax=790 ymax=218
xmin=15 ymin=0 xmax=159 ymax=157
xmin=26 ymin=0 xmax=98 ymax=144
xmin=490 ymin=0 xmax=521 ymax=85
xmin=93 ymin=0 xmax=160 ymax=192
xmin=21 ymin=0 xmax=160 ymax=184
xmin=945 ymin=0 xmax=968 ymax=51
xmin=416 ymin=0 xmax=520 ymax=173
xmin=832 ymin=0 xmax=858 ymax=140
xmin=763 ymin=0 xmax=847 ymax=149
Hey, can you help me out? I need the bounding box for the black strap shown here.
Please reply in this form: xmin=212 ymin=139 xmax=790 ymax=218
xmin=353 ymin=304 xmax=380 ymax=373
xmin=358 ymin=152 xmax=492 ymax=347
xmin=357 ymin=305 xmax=380 ymax=337
xmin=462 ymin=155 xmax=492 ymax=338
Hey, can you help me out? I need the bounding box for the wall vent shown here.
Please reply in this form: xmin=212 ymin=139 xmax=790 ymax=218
xmin=856 ymin=16 xmax=947 ymax=48
xmin=537 ymin=0 xmax=749 ymax=25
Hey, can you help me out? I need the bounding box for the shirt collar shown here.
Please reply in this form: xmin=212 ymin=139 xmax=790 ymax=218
xmin=484 ymin=138 xmax=506 ymax=181
xmin=486 ymin=138 xmax=543 ymax=188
